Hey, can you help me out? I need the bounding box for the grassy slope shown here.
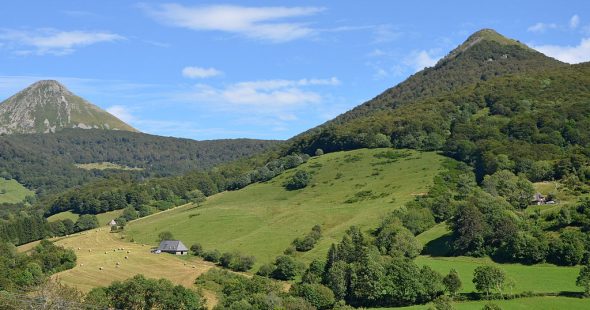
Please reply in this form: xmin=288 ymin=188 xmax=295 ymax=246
xmin=74 ymin=162 xmax=143 ymax=171
xmin=0 ymin=178 xmax=34 ymax=204
xmin=396 ymin=296 xmax=590 ymax=310
xmin=127 ymin=149 xmax=445 ymax=266
xmin=50 ymin=228 xmax=214 ymax=293
xmin=416 ymin=256 xmax=581 ymax=294
xmin=47 ymin=209 xmax=125 ymax=226
xmin=414 ymin=222 xmax=583 ymax=296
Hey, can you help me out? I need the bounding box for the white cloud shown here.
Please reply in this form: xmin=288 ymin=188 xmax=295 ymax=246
xmin=106 ymin=105 xmax=136 ymax=123
xmin=527 ymin=22 xmax=558 ymax=33
xmin=570 ymin=15 xmax=580 ymax=29
xmin=182 ymin=66 xmax=223 ymax=79
xmin=372 ymin=24 xmax=402 ymax=43
xmin=404 ymin=50 xmax=441 ymax=72
xmin=176 ymin=77 xmax=339 ymax=119
xmin=533 ymin=38 xmax=590 ymax=63
xmin=0 ymin=29 xmax=124 ymax=55
xmin=368 ymin=48 xmax=387 ymax=57
xmin=141 ymin=4 xmax=324 ymax=42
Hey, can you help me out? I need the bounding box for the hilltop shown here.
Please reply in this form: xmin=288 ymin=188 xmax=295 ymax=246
xmin=289 ymin=29 xmax=565 ymax=149
xmin=0 ymin=80 xmax=136 ymax=134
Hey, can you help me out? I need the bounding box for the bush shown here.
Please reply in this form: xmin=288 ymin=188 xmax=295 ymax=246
xmin=256 ymin=263 xmax=276 ymax=277
xmin=219 ymin=251 xmax=256 ymax=271
xmin=157 ymin=231 xmax=174 ymax=242
xmin=293 ymin=225 xmax=322 ymax=252
xmin=74 ymin=214 xmax=99 ymax=231
xmin=203 ymin=250 xmax=221 ymax=263
xmin=291 ymin=283 xmax=335 ymax=310
xmin=481 ymin=303 xmax=502 ymax=310
xmin=272 ymin=255 xmax=303 ymax=280
xmin=190 ymin=243 xmax=203 ymax=256
xmin=284 ymin=170 xmax=311 ymax=190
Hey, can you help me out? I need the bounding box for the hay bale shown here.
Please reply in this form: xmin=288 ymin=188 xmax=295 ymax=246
xmin=127 ymin=251 xmax=131 ymax=254
xmin=116 ymin=262 xmax=120 ymax=265
xmin=99 ymin=267 xmax=103 ymax=270
xmin=124 ymin=256 xmax=128 ymax=259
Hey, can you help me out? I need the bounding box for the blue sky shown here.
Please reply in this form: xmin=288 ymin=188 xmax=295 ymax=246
xmin=1 ymin=1 xmax=589 ymax=140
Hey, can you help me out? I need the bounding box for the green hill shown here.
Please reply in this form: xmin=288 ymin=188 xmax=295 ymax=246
xmin=290 ymin=29 xmax=564 ymax=143
xmin=126 ymin=148 xmax=445 ymax=265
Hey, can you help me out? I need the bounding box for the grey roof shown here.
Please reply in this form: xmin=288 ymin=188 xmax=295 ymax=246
xmin=157 ymin=240 xmax=188 ymax=252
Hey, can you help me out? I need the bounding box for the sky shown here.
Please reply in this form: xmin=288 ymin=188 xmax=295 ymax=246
xmin=1 ymin=1 xmax=590 ymax=140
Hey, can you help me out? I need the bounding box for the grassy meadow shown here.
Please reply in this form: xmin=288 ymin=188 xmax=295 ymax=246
xmin=75 ymin=162 xmax=143 ymax=171
xmin=0 ymin=178 xmax=34 ymax=204
xmin=47 ymin=209 xmax=125 ymax=226
xmin=415 ymin=221 xmax=583 ymax=295
xmin=50 ymin=228 xmax=214 ymax=293
xmin=126 ymin=149 xmax=445 ymax=266
xmin=394 ymin=296 xmax=590 ymax=310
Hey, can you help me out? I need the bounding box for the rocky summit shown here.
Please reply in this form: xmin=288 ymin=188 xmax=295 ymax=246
xmin=0 ymin=80 xmax=137 ymax=134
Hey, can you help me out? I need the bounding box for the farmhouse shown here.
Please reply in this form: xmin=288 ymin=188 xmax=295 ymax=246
xmin=156 ymin=240 xmax=188 ymax=255
xmin=108 ymin=219 xmax=117 ymax=226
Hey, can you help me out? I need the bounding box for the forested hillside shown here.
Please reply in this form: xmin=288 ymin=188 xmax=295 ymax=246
xmin=0 ymin=129 xmax=280 ymax=195
xmin=287 ymin=62 xmax=590 ymax=183
xmin=295 ymin=29 xmax=564 ymax=133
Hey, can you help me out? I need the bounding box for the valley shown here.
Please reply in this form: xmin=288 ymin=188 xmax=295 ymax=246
xmin=1 ymin=16 xmax=590 ymax=309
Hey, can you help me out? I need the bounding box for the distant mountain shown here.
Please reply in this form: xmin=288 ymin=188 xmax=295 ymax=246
xmin=287 ymin=28 xmax=567 ymax=152
xmin=0 ymin=80 xmax=137 ymax=134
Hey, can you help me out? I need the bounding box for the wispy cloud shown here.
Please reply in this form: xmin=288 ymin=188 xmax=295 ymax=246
xmin=404 ymin=49 xmax=441 ymax=72
xmin=0 ymin=28 xmax=124 ymax=55
xmin=106 ymin=105 xmax=136 ymax=123
xmin=372 ymin=24 xmax=402 ymax=43
xmin=527 ymin=22 xmax=558 ymax=33
xmin=181 ymin=77 xmax=339 ymax=109
xmin=182 ymin=66 xmax=223 ymax=79
xmin=533 ymin=37 xmax=590 ymax=63
xmin=140 ymin=3 xmax=324 ymax=43
xmin=570 ymin=14 xmax=581 ymax=29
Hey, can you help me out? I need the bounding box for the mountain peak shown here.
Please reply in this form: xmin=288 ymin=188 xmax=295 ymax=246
xmin=438 ymin=28 xmax=534 ymax=65
xmin=465 ymin=28 xmax=528 ymax=48
xmin=0 ymin=80 xmax=138 ymax=135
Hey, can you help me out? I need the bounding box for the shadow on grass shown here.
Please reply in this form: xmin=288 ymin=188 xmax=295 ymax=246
xmin=422 ymin=233 xmax=453 ymax=256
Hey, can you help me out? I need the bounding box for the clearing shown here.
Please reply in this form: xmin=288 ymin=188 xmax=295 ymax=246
xmin=0 ymin=178 xmax=34 ymax=204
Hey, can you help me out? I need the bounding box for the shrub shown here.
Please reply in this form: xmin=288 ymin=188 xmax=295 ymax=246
xmin=284 ymin=170 xmax=311 ymax=190
xmin=219 ymin=251 xmax=256 ymax=271
xmin=190 ymin=243 xmax=203 ymax=256
xmin=257 ymin=263 xmax=276 ymax=277
xmin=291 ymin=283 xmax=335 ymax=310
xmin=272 ymin=255 xmax=303 ymax=280
xmin=203 ymin=250 xmax=221 ymax=263
xmin=157 ymin=231 xmax=174 ymax=242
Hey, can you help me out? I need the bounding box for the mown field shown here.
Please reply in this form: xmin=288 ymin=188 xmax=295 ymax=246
xmin=49 ymin=228 xmax=214 ymax=293
xmin=47 ymin=209 xmax=125 ymax=226
xmin=127 ymin=149 xmax=445 ymax=266
xmin=0 ymin=178 xmax=34 ymax=204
